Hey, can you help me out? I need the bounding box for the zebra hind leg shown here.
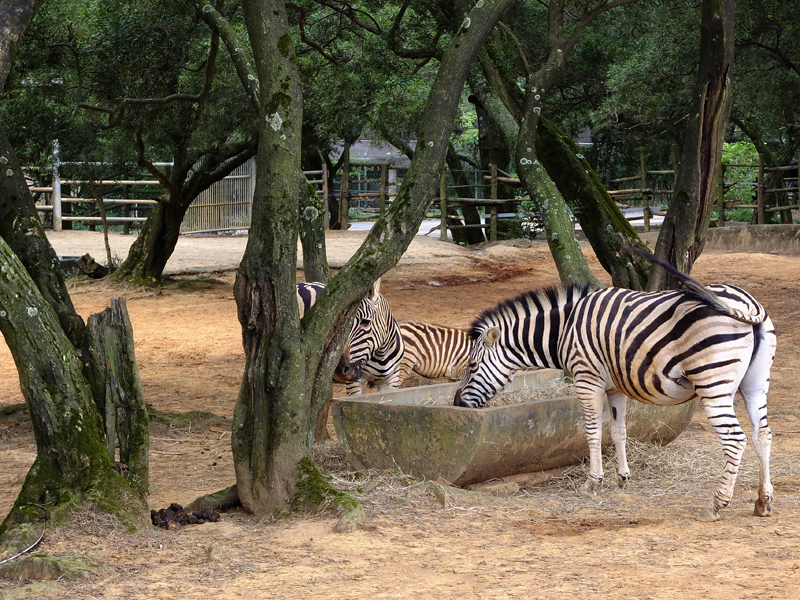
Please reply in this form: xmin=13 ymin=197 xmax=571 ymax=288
xmin=697 ymin=393 xmax=748 ymax=522
xmin=739 ymin=321 xmax=776 ymax=517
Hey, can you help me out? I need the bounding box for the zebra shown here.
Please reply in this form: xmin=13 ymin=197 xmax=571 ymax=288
xmin=454 ymin=270 xmax=775 ymax=522
xmin=296 ymin=279 xmax=404 ymax=395
xmin=396 ymin=322 xmax=472 ymax=385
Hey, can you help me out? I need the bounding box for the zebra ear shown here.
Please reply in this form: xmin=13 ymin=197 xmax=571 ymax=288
xmin=484 ymin=327 xmax=502 ymax=345
xmin=369 ymin=277 xmax=381 ymax=298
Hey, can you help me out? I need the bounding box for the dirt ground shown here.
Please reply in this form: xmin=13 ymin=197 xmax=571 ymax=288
xmin=2 ymin=229 xmax=800 ymax=599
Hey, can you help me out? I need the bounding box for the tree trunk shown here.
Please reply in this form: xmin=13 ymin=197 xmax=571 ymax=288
xmin=0 ymin=238 xmax=148 ymax=535
xmin=650 ymin=0 xmax=734 ymax=289
xmin=299 ymin=176 xmax=330 ymax=283
xmin=474 ymin=97 xmax=517 ymax=240
xmin=1 ymin=0 xmax=149 ymax=542
xmin=536 ymin=118 xmax=651 ymax=289
xmin=0 ymin=0 xmax=44 ymax=90
xmin=444 ymin=144 xmax=484 ymax=246
xmin=234 ymin=0 xmax=514 ymax=517
xmin=0 ymin=129 xmax=85 ymax=347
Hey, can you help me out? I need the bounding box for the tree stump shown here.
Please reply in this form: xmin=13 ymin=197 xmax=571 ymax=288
xmin=86 ymin=297 xmax=149 ymax=496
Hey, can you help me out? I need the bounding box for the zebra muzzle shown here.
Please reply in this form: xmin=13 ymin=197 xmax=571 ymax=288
xmin=334 ymin=357 xmax=363 ymax=382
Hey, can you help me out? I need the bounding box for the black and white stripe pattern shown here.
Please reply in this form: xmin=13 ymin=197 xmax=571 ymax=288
xmin=297 ymin=280 xmax=404 ymax=395
xmin=455 ymin=280 xmax=775 ymax=521
xmin=397 ymin=322 xmax=472 ymax=384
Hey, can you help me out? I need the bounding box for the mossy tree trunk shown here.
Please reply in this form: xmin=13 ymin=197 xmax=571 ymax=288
xmin=650 ymin=0 xmax=734 ymax=289
xmin=234 ymin=0 xmax=514 ymax=517
xmin=0 ymin=238 xmax=148 ymax=535
xmin=477 ymin=0 xmax=640 ymax=286
xmin=535 ymin=118 xmax=651 ymax=289
xmin=0 ymin=130 xmax=85 ymax=347
xmin=1 ymin=0 xmax=149 ymax=540
xmin=299 ymin=176 xmax=330 ymax=283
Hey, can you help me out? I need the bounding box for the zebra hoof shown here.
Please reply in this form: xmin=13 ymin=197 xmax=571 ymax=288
xmin=616 ymin=475 xmax=629 ymax=490
xmin=754 ymin=499 xmax=773 ymax=517
xmin=695 ymin=506 xmax=721 ymax=522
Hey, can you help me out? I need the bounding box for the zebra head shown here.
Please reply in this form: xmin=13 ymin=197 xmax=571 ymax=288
xmin=454 ymin=325 xmax=515 ymax=408
xmin=334 ymin=279 xmax=390 ymax=383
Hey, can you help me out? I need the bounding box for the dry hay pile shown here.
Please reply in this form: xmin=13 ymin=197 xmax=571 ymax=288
xmin=314 ymin=404 xmax=800 ymax=522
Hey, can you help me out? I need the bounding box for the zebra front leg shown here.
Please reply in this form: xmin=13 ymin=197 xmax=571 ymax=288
xmin=607 ymin=391 xmax=631 ymax=489
xmin=698 ymin=394 xmax=748 ymax=522
xmin=578 ymin=389 xmax=606 ymax=497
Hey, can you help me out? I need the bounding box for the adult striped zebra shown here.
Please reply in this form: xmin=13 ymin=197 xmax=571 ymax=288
xmin=296 ymin=279 xmax=404 ymax=395
xmin=454 ymin=271 xmax=775 ymax=522
xmin=397 ymin=322 xmax=472 ymax=384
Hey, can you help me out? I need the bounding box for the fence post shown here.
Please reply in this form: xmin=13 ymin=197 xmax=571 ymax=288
xmin=51 ymin=140 xmax=62 ymax=231
xmin=640 ymin=147 xmax=650 ymax=232
xmin=439 ymin=173 xmax=448 ymax=242
xmin=757 ymin=153 xmax=765 ymax=225
xmin=490 ymin=205 xmax=498 ymax=242
xmin=340 ymin=148 xmax=350 ymax=230
xmin=379 ymin=162 xmax=388 ymax=218
xmin=248 ymin=156 xmax=256 ymax=228
xmin=322 ymin=162 xmax=330 ymax=230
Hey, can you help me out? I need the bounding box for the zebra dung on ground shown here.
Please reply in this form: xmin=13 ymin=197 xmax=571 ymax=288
xmin=454 ymin=262 xmax=775 ymax=522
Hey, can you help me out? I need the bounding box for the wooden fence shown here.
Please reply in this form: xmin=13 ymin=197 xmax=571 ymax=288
xmin=606 ymin=148 xmax=799 ymax=231
xmin=30 ymin=158 xmax=328 ymax=234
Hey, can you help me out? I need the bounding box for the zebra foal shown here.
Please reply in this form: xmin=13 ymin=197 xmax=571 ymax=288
xmin=397 ymin=322 xmax=472 ymax=384
xmin=454 ymin=274 xmax=775 ymax=521
xmin=297 ymin=279 xmax=404 ymax=395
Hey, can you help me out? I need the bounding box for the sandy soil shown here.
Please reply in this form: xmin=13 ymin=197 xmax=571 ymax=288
xmin=2 ymin=229 xmax=800 ymax=599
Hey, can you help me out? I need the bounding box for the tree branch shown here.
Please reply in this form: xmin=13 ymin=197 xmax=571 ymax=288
xmin=195 ymin=0 xmax=260 ymax=109
xmin=135 ymin=131 xmax=179 ymax=197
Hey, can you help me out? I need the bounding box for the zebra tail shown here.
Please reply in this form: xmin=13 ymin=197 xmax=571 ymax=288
xmin=623 ymin=246 xmax=764 ymax=325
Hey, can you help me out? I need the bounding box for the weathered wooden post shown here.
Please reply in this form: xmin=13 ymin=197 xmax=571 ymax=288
xmin=322 ymin=162 xmax=330 ymax=230
xmin=51 ymin=140 xmax=62 ymax=231
xmin=340 ymin=147 xmax=350 ymax=230
xmin=490 ymin=164 xmax=498 ymax=242
xmin=379 ymin=162 xmax=388 ymax=218
xmin=757 ymin=153 xmax=766 ymax=225
xmin=640 ymin=147 xmax=650 ymax=232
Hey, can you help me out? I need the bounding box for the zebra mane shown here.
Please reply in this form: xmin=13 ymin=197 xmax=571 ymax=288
xmin=469 ymin=282 xmax=597 ymax=341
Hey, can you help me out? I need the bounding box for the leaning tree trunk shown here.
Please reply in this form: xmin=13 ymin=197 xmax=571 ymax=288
xmin=536 ymin=118 xmax=651 ymax=289
xmin=0 ymin=238 xmax=148 ymax=536
xmin=0 ymin=129 xmax=85 ymax=347
xmin=650 ymin=0 xmax=734 ymax=289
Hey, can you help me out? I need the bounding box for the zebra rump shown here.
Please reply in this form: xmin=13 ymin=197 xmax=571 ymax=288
xmin=397 ymin=322 xmax=472 ymax=384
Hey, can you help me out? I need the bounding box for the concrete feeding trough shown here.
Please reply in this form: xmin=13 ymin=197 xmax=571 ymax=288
xmin=332 ymin=369 xmax=697 ymax=487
